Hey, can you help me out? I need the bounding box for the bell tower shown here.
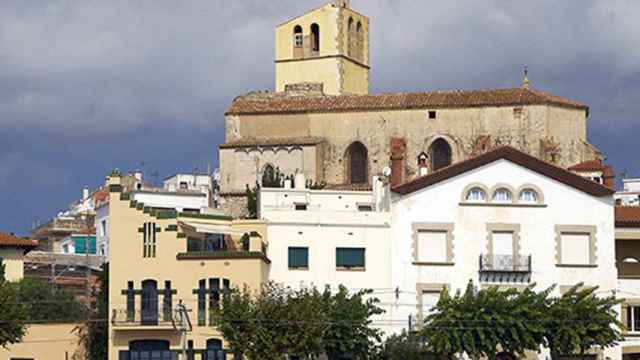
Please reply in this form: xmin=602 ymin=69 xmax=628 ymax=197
xmin=275 ymin=0 xmax=370 ymax=95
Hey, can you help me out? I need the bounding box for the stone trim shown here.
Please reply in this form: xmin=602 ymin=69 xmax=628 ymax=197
xmin=516 ymin=183 xmax=545 ymax=204
xmin=275 ymin=54 xmax=370 ymax=69
xmin=486 ymin=223 xmax=521 ymax=258
xmin=416 ymin=283 xmax=448 ymax=324
xmin=555 ymin=225 xmax=597 ymax=266
xmin=460 ymin=182 xmax=490 ymax=203
xmin=460 ymin=202 xmax=547 ymax=208
xmin=489 ymin=183 xmax=518 ymax=204
xmin=411 ymin=222 xmax=454 ymax=264
xmin=479 ymin=284 xmax=529 ymax=291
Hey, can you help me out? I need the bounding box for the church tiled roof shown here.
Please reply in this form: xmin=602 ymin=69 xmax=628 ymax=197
xmin=392 ymin=146 xmax=613 ymax=197
xmin=226 ymin=87 xmax=588 ymax=115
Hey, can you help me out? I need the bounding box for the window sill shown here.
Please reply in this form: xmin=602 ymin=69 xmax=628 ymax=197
xmin=555 ymin=264 xmax=597 ymax=268
xmin=336 ymin=267 xmax=365 ymax=272
xmin=288 ymin=267 xmax=309 ymax=271
xmin=459 ymin=202 xmax=546 ymax=208
xmin=412 ymin=261 xmax=455 ymax=267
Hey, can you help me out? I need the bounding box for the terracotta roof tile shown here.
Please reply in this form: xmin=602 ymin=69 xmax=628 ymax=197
xmin=219 ymin=136 xmax=324 ymax=149
xmin=616 ymin=207 xmax=640 ymax=228
xmin=392 ymin=146 xmax=614 ymax=197
xmin=0 ymin=232 xmax=38 ymax=250
xmin=324 ymin=183 xmax=373 ymax=192
xmin=568 ymin=160 xmax=608 ymax=172
xmin=227 ymin=87 xmax=588 ymax=115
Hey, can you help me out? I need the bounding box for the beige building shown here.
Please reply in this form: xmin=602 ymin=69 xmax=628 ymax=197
xmin=104 ymin=172 xmax=269 ymax=359
xmin=0 ymin=232 xmax=38 ymax=282
xmin=218 ymin=0 xmax=601 ymax=217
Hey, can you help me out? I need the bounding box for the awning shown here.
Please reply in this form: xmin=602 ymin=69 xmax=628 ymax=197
xmin=178 ymin=221 xmax=245 ymax=236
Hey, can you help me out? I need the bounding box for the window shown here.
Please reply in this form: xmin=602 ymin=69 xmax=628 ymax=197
xmin=492 ymin=188 xmax=512 ymax=203
xmin=127 ymin=340 xmax=172 ymax=360
xmin=295 ymin=203 xmax=308 ymax=211
xmin=126 ymin=281 xmax=135 ymax=322
xmin=466 ymin=187 xmax=487 ymax=202
xmin=428 ymin=111 xmax=437 ymax=119
xmin=357 ymin=204 xmax=373 ymax=212
xmin=627 ymin=306 xmax=640 ymax=333
xmin=310 ymin=23 xmax=320 ymax=52
xmin=288 ymin=247 xmax=309 ymax=269
xmin=492 ymin=232 xmax=514 ymax=256
xmin=429 ymin=138 xmax=452 ymax=171
xmin=101 ymin=219 xmax=107 ymax=237
xmin=421 ymin=291 xmax=440 ymax=318
xmin=293 ymin=25 xmax=303 ymax=48
xmin=143 ymin=222 xmax=157 ymax=258
xmin=519 ymin=189 xmax=539 ymax=203
xmin=206 ymin=339 xmax=225 ymax=360
xmin=417 ymin=152 xmax=428 ymax=167
xmin=179 ymin=181 xmax=188 ymax=189
xmin=560 ymin=233 xmax=591 ymax=265
xmin=336 ymin=248 xmax=365 ymax=269
xmin=346 ymin=142 xmax=368 ymax=184
xmin=417 ymin=231 xmax=448 ymax=263
xmin=347 ymin=17 xmax=354 ymax=57
xmin=197 ymin=279 xmax=206 ymax=326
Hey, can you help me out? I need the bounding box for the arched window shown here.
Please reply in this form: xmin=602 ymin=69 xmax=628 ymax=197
xmin=261 ymin=164 xmax=276 ymax=187
xmin=140 ymin=280 xmax=158 ymax=326
xmin=293 ymin=25 xmax=303 ymax=48
xmin=417 ymin=152 xmax=428 ymax=167
xmin=310 ymin=23 xmax=320 ymax=53
xmin=492 ymin=188 xmax=513 ymax=203
xmin=347 ymin=17 xmax=354 ymax=57
xmin=429 ymin=138 xmax=452 ymax=171
xmin=466 ymin=187 xmax=487 ymax=202
xmin=346 ymin=142 xmax=368 ymax=184
xmin=519 ymin=189 xmax=539 ymax=203
xmin=356 ymin=21 xmax=363 ymax=60
xmin=206 ymin=339 xmax=224 ymax=360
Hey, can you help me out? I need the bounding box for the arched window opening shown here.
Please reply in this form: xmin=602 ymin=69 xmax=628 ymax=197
xmin=429 ymin=138 xmax=452 ymax=171
xmin=346 ymin=142 xmax=368 ymax=184
xmin=206 ymin=339 xmax=225 ymax=360
xmin=347 ymin=17 xmax=354 ymax=57
xmin=492 ymin=188 xmax=513 ymax=203
xmin=293 ymin=25 xmax=303 ymax=48
xmin=310 ymin=23 xmax=320 ymax=53
xmin=519 ymin=189 xmax=539 ymax=203
xmin=356 ymin=21 xmax=363 ymax=60
xmin=466 ymin=187 xmax=487 ymax=202
xmin=140 ymin=280 xmax=158 ymax=326
xmin=261 ymin=164 xmax=276 ymax=187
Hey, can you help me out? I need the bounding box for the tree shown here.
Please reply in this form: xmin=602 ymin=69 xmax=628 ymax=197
xmin=261 ymin=166 xmax=284 ymax=188
xmin=544 ymin=284 xmax=622 ymax=359
xmin=214 ymin=282 xmax=383 ymax=360
xmin=0 ymin=263 xmax=27 ymax=348
xmin=374 ymin=330 xmax=427 ymax=360
xmin=421 ymin=282 xmax=548 ymax=359
xmin=80 ymin=263 xmax=109 ymax=360
xmin=11 ymin=277 xmax=87 ymax=323
xmin=246 ymin=183 xmax=259 ymax=219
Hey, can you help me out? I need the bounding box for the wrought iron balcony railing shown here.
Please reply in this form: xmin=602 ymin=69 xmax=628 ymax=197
xmin=479 ymin=254 xmax=531 ymax=273
xmin=111 ymin=307 xmax=177 ymax=328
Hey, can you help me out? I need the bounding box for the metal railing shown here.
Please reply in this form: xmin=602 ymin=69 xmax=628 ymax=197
xmin=479 ymin=254 xmax=531 ymax=273
xmin=111 ymin=307 xmax=177 ymax=327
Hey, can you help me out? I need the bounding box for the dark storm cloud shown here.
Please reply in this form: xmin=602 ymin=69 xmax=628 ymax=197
xmin=0 ymin=0 xmax=638 ymax=233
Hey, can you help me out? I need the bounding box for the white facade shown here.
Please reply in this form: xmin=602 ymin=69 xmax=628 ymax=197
xmin=391 ymin=158 xmax=618 ymax=358
xmin=95 ymin=203 xmax=109 ymax=257
xmin=258 ymin=182 xmax=397 ymax=334
xmin=616 ymin=178 xmax=640 ymax=206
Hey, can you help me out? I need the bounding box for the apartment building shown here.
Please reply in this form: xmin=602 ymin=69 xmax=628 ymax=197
xmin=390 ymin=146 xmax=619 ymax=359
xmin=105 ymin=172 xmax=268 ymax=360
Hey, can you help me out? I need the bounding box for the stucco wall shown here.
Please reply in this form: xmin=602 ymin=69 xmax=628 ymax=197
xmin=0 ymin=248 xmax=25 ymax=282
xmin=0 ymin=323 xmax=82 ymax=359
xmin=390 ymin=159 xmax=618 ymax=358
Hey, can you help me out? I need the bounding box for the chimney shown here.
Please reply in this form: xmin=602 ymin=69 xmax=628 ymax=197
xmin=603 ymin=165 xmax=615 ymax=189
xmin=390 ymin=137 xmax=406 ymax=187
xmin=295 ymin=173 xmax=306 ymax=190
xmin=133 ymin=170 xmax=144 ymax=181
xmin=82 ymin=186 xmax=90 ymax=200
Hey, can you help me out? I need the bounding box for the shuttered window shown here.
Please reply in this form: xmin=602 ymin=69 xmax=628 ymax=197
xmin=143 ymin=222 xmax=157 ymax=258
xmin=288 ymin=247 xmax=309 ymax=269
xmin=336 ymin=248 xmax=365 ymax=269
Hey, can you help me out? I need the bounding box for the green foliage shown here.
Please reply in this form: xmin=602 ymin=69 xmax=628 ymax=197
xmin=246 ymin=183 xmax=259 ymax=219
xmin=11 ymin=277 xmax=86 ymax=323
xmin=240 ymin=233 xmax=251 ymax=251
xmin=0 ymin=279 xmax=27 ymax=348
xmin=544 ymin=284 xmax=622 ymax=358
xmin=374 ymin=330 xmax=427 ymax=360
xmin=81 ymin=263 xmax=109 ymax=360
xmin=213 ymin=282 xmax=383 ymax=360
xmin=261 ymin=166 xmax=284 ymax=188
xmin=0 ymin=258 xmax=5 ymax=282
xmin=421 ymin=281 xmax=622 ymax=359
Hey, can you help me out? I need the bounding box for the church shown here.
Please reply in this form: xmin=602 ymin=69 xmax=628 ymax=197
xmin=218 ymin=0 xmax=602 ymax=216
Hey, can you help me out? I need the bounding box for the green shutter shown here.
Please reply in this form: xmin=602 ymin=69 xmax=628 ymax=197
xmin=336 ymin=248 xmax=365 ymax=268
xmin=288 ymin=247 xmax=309 ymax=269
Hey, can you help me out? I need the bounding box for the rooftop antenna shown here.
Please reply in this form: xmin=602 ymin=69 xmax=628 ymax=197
xmin=522 ymin=66 xmax=530 ymax=90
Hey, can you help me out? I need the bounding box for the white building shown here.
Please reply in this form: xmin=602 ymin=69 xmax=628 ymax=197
xmin=258 ymin=175 xmax=397 ymax=333
xmin=390 ymin=146 xmax=619 ymax=359
xmin=616 ymin=178 xmax=640 ymax=207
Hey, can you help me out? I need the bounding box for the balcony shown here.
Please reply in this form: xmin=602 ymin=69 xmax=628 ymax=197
xmin=480 ymin=254 xmax=531 ymax=273
xmin=111 ymin=308 xmax=178 ymax=331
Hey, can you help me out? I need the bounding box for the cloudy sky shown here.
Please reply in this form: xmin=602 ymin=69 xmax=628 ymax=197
xmin=1 ymin=0 xmax=638 ymax=234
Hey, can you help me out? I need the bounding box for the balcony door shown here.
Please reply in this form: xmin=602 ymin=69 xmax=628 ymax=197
xmin=492 ymin=232 xmax=514 ymax=257
xmin=141 ymin=280 xmax=158 ymax=326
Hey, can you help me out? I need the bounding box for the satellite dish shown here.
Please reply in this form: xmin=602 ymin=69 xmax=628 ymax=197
xmin=382 ymin=167 xmax=392 ymax=177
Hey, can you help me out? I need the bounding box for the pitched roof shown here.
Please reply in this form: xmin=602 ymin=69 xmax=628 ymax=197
xmin=227 ymin=87 xmax=588 ymax=115
xmin=615 ymin=207 xmax=640 ymax=228
xmin=568 ymin=160 xmax=608 ymax=172
xmin=392 ymin=146 xmax=615 ymax=197
xmin=219 ymin=136 xmax=324 ymax=149
xmin=0 ymin=232 xmax=38 ymax=251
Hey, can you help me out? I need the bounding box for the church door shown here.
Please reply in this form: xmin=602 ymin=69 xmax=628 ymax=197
xmin=347 ymin=142 xmax=368 ymax=184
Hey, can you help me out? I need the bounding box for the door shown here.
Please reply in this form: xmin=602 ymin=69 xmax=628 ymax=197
xmin=205 ymin=339 xmax=224 ymax=360
xmin=141 ymin=280 xmax=158 ymax=326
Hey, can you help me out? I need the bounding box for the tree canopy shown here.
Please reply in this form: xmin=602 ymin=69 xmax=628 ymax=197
xmin=0 ymin=262 xmax=27 ymax=348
